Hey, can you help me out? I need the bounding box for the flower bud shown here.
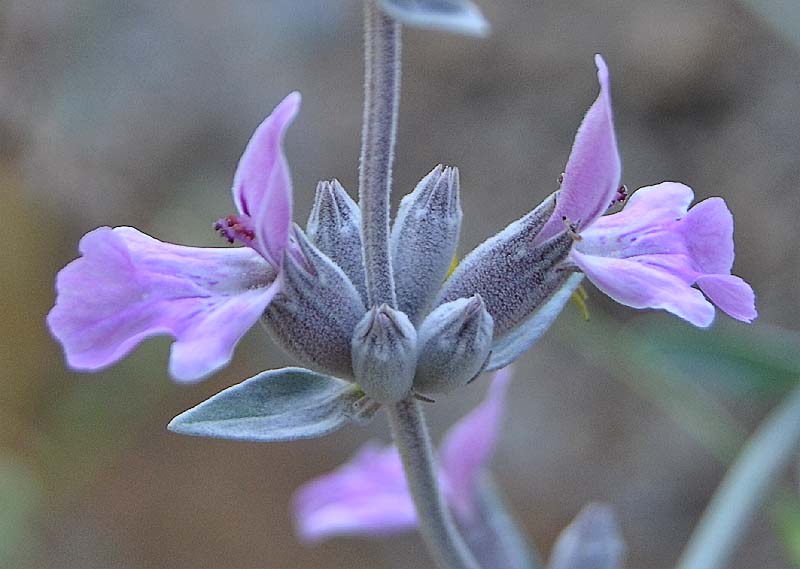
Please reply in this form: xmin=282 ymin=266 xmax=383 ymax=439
xmin=413 ymin=295 xmax=493 ymax=394
xmin=391 ymin=165 xmax=462 ymax=324
xmin=263 ymin=225 xmax=366 ymax=379
xmin=351 ymin=304 xmax=418 ymax=404
xmin=306 ymin=180 xmax=367 ymax=301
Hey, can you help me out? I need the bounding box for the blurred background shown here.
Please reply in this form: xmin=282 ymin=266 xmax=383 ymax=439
xmin=2 ymin=0 xmax=799 ymax=567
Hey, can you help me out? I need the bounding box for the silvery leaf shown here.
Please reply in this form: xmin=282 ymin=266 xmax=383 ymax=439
xmin=168 ymin=367 xmax=362 ymax=442
xmin=487 ymin=274 xmax=584 ymax=371
xmin=378 ymin=0 xmax=490 ymax=37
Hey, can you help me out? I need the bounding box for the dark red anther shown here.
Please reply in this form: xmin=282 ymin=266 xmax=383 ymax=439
xmin=609 ymin=184 xmax=628 ymax=208
xmin=214 ymin=214 xmax=255 ymax=245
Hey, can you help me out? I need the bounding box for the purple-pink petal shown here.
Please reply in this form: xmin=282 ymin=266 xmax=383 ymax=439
xmin=537 ymin=54 xmax=621 ymax=244
xmin=680 ymin=197 xmax=735 ymax=274
xmin=232 ymin=92 xmax=301 ymax=268
xmin=571 ymin=249 xmax=716 ymax=327
xmin=696 ymin=274 xmax=757 ymax=323
xmin=573 ymin=182 xmax=756 ymax=326
xmin=47 ymin=227 xmax=278 ymax=382
xmin=581 ymin=182 xmax=694 ymax=252
xmin=439 ymin=366 xmax=513 ymax=521
xmin=292 ymin=443 xmax=416 ymax=543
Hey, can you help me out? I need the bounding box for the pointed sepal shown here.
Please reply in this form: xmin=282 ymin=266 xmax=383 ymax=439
xmin=487 ymin=274 xmax=583 ymax=371
xmin=437 ymin=193 xmax=573 ymax=338
xmin=263 ymin=226 xmax=366 ymax=379
xmin=391 ymin=165 xmax=463 ymax=323
xmin=167 ymin=367 xmax=364 ymax=442
xmin=351 ymin=305 xmax=418 ymax=403
xmin=307 ymin=180 xmax=367 ymax=301
xmin=414 ymin=295 xmax=494 ymax=394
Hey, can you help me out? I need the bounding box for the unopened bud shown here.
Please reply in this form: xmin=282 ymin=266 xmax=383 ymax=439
xmin=351 ymin=305 xmax=418 ymax=403
xmin=414 ymin=295 xmax=494 ymax=394
xmin=306 ymin=180 xmax=367 ymax=301
xmin=391 ymin=165 xmax=462 ymax=324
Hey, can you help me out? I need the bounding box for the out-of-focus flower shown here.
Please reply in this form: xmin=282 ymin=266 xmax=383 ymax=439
xmin=47 ymin=94 xmax=301 ymax=382
xmin=548 ymin=503 xmax=626 ymax=569
xmin=537 ymin=55 xmax=756 ymax=327
xmin=292 ymin=367 xmax=513 ymax=542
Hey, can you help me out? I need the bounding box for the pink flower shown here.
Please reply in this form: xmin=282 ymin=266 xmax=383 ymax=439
xmin=292 ymin=367 xmax=513 ymax=542
xmin=47 ymin=93 xmax=301 ymax=382
xmin=540 ymin=56 xmax=756 ymax=327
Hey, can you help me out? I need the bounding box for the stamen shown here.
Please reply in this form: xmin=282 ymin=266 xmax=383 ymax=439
xmin=214 ymin=214 xmax=256 ymax=245
xmin=609 ymin=184 xmax=628 ymax=208
xmin=562 ymin=215 xmax=583 ymax=241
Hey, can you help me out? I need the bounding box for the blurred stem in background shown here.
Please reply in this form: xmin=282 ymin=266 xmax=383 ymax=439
xmin=739 ymin=0 xmax=800 ymax=48
xmin=676 ymin=383 xmax=800 ymax=569
xmin=563 ymin=304 xmax=800 ymax=567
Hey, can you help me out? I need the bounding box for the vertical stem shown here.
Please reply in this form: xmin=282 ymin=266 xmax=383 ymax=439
xmin=676 ymin=383 xmax=800 ymax=569
xmin=388 ymin=399 xmax=481 ymax=569
xmin=359 ymin=3 xmax=477 ymax=567
xmin=359 ymin=0 xmax=399 ymax=308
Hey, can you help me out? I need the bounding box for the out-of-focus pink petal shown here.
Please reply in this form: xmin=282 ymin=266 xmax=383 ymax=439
xmin=696 ymin=274 xmax=757 ymax=323
xmin=439 ymin=367 xmax=513 ymax=521
xmin=47 ymin=227 xmax=277 ymax=382
xmin=291 ymin=370 xmax=515 ymax=542
xmin=292 ymin=443 xmax=417 ymax=543
xmin=232 ymin=92 xmax=301 ymax=267
xmin=680 ymin=197 xmax=735 ymax=274
xmin=537 ymin=55 xmax=621 ymax=244
xmin=572 ymin=250 xmax=716 ymax=327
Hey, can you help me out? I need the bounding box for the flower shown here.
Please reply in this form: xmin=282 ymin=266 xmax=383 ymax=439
xmin=538 ymin=55 xmax=756 ymax=327
xmin=47 ymin=93 xmax=301 ymax=382
xmin=291 ymin=367 xmax=513 ymax=542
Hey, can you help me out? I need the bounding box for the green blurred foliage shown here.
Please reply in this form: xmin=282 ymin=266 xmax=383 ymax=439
xmin=773 ymin=493 xmax=800 ymax=569
xmin=628 ymin=318 xmax=800 ymax=398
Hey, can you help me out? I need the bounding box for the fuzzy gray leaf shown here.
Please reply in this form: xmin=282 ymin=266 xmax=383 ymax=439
xmin=378 ymin=0 xmax=490 ymax=37
xmin=168 ymin=367 xmax=362 ymax=442
xmin=487 ymin=274 xmax=583 ymax=371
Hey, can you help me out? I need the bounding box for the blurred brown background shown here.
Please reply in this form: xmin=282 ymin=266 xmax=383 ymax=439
xmin=2 ymin=1 xmax=799 ymax=568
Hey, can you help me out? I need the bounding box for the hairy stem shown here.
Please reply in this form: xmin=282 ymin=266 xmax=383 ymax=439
xmin=359 ymin=0 xmax=400 ymax=308
xmin=388 ymin=399 xmax=481 ymax=569
xmin=676 ymin=383 xmax=800 ymax=569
